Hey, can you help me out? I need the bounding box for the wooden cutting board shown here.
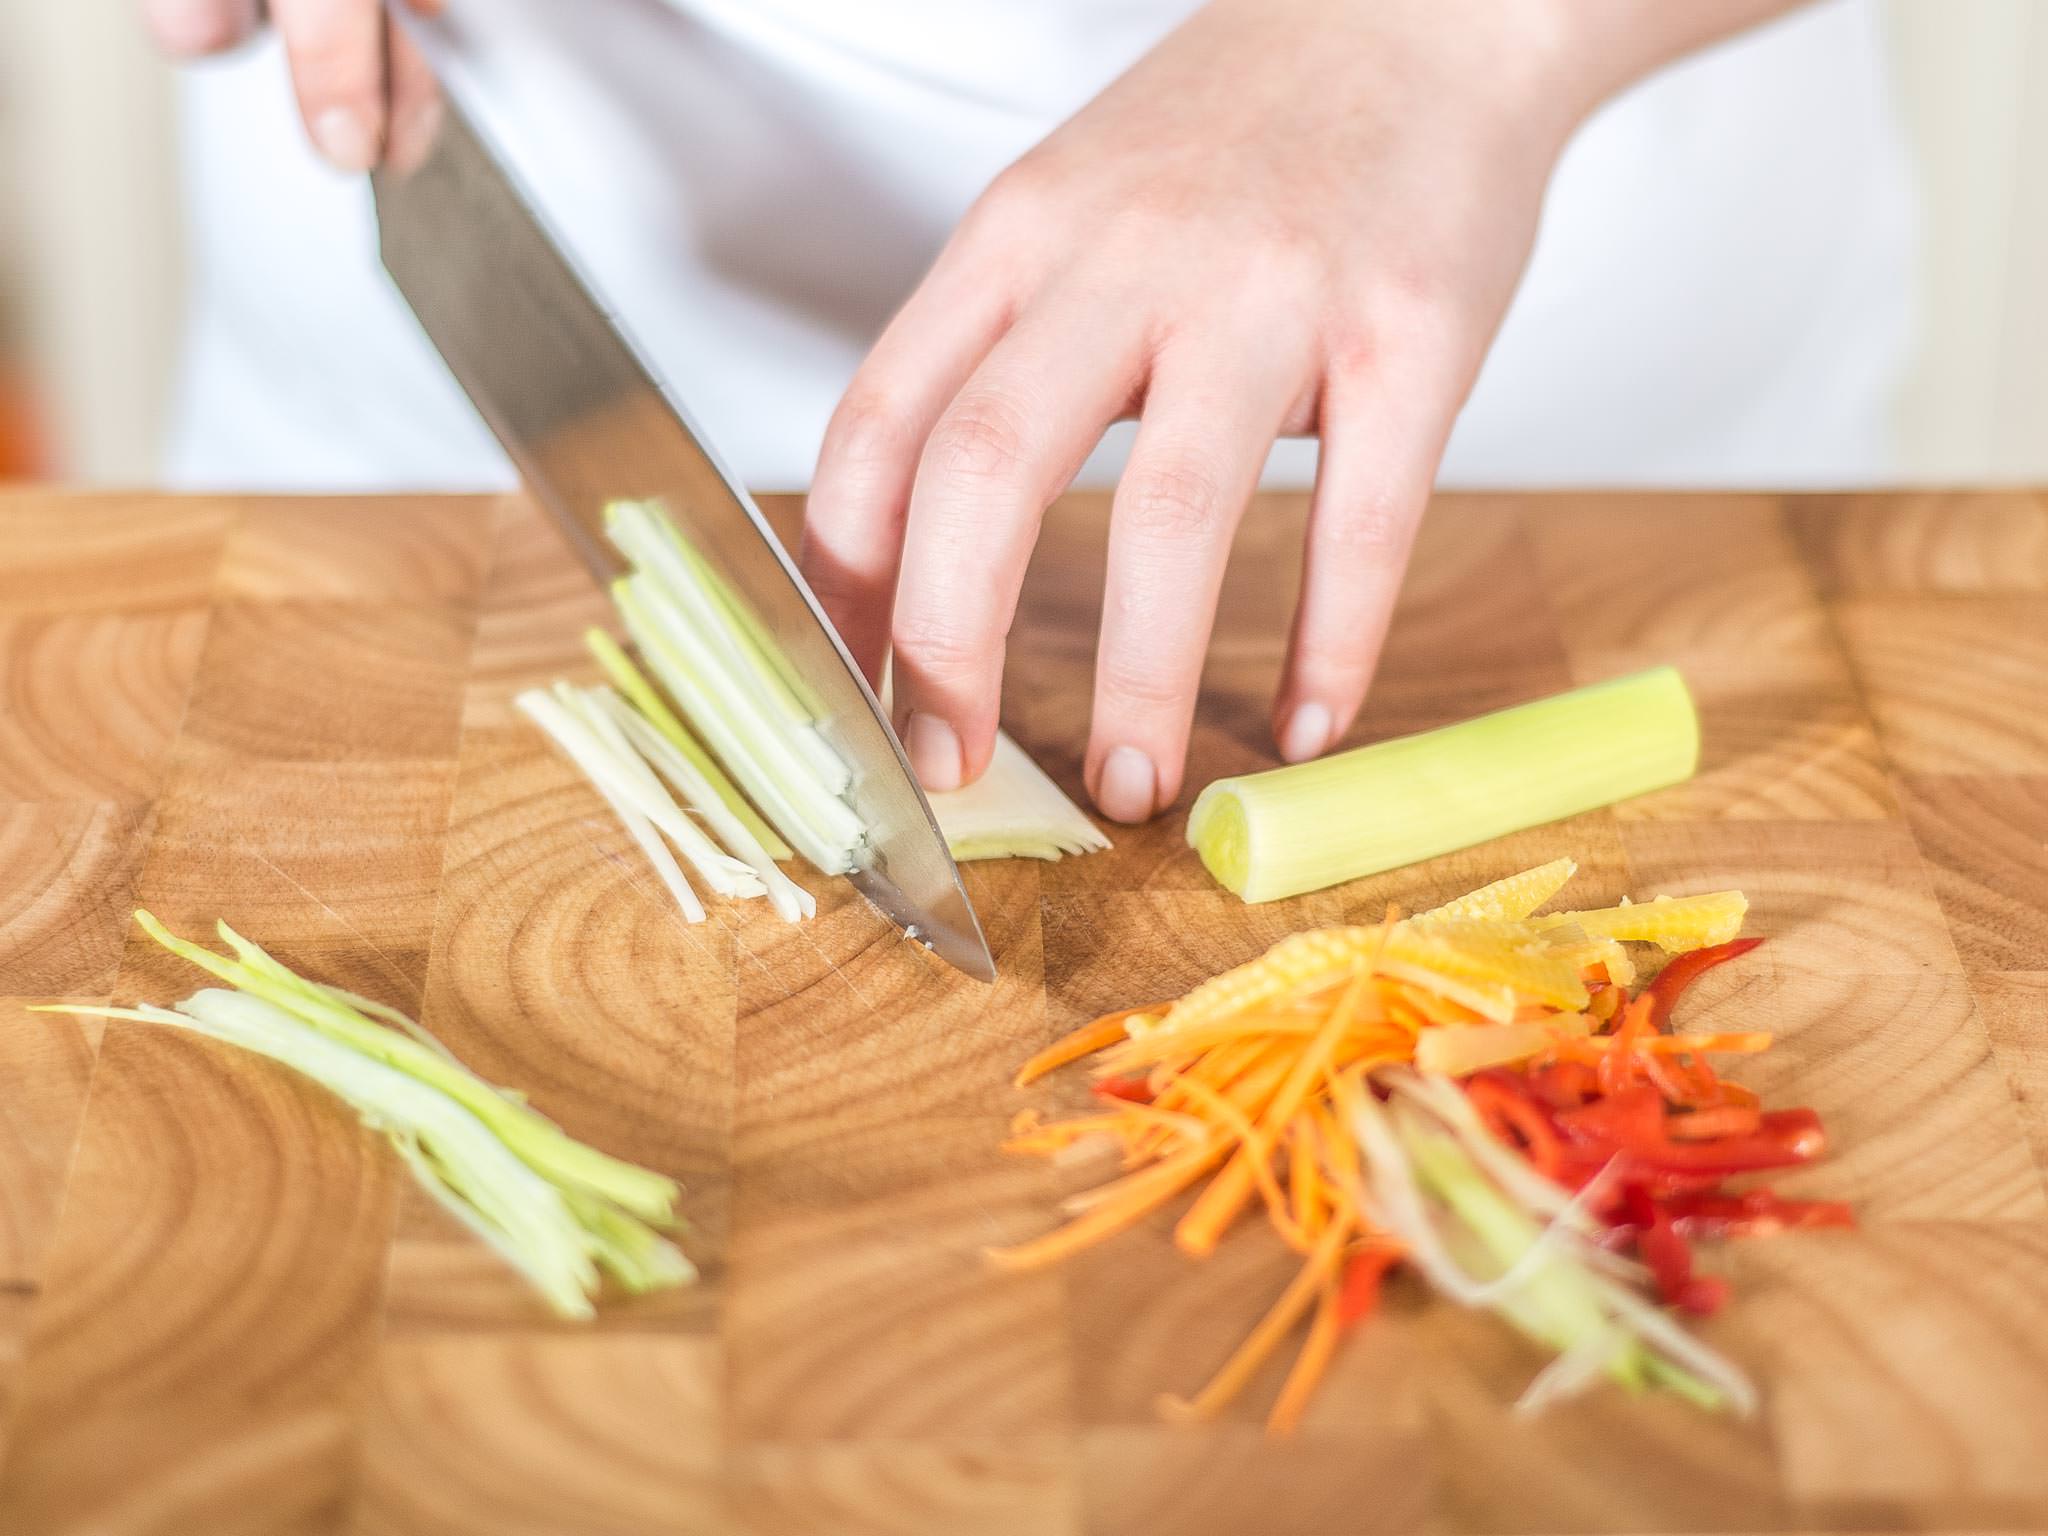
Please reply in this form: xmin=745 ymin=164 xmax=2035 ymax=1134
xmin=1 ymin=487 xmax=2045 ymax=1536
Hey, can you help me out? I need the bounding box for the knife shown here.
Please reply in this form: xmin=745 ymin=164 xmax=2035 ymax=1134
xmin=370 ymin=94 xmax=995 ymax=981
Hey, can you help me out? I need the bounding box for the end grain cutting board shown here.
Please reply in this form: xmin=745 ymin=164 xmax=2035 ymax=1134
xmin=1 ymin=487 xmax=2046 ymax=1535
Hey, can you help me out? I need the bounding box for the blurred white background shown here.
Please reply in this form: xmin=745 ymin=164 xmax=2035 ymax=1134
xmin=2 ymin=0 xmax=2045 ymax=485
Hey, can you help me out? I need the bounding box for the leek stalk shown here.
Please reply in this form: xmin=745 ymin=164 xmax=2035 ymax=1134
xmin=1187 ymin=668 xmax=1700 ymax=903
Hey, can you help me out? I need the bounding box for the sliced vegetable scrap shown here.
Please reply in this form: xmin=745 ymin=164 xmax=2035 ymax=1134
xmin=994 ymin=860 xmax=1848 ymax=1431
xmin=38 ymin=913 xmax=695 ymax=1320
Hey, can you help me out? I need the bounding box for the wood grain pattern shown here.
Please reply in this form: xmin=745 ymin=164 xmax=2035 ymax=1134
xmin=2 ymin=487 xmax=2046 ymax=1534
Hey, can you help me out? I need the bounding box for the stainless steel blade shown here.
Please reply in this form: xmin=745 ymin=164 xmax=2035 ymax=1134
xmin=371 ymin=99 xmax=994 ymax=981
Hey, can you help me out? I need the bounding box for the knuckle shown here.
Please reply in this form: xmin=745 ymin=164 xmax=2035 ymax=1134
xmin=1095 ymin=654 xmax=1190 ymax=713
xmin=823 ymin=392 xmax=916 ymax=479
xmin=1291 ymin=634 xmax=1374 ymax=691
xmin=1117 ymin=460 xmax=1227 ymax=544
xmin=922 ymin=392 xmax=1035 ymax=485
xmin=278 ymin=14 xmax=381 ymax=93
xmin=1322 ymin=491 xmax=1419 ymax=565
xmin=979 ymin=157 xmax=1057 ymax=225
xmin=891 ymin=613 xmax=992 ymax=680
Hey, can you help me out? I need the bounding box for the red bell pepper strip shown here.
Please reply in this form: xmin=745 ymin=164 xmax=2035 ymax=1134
xmin=1527 ymin=1059 xmax=1600 ymax=1111
xmin=1660 ymin=1189 xmax=1855 ymax=1241
xmin=1336 ymin=1248 xmax=1400 ymax=1330
xmin=1624 ymin=1188 xmax=1728 ymax=1316
xmin=1464 ymin=1074 xmax=1564 ymax=1179
xmin=1644 ymin=937 xmax=1765 ymax=1029
xmin=1093 ymin=1074 xmax=1156 ymax=1105
xmin=1664 ymin=1103 xmax=1763 ymax=1141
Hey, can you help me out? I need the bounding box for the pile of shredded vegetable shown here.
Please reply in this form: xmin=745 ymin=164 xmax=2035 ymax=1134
xmin=993 ymin=858 xmax=1851 ymax=1429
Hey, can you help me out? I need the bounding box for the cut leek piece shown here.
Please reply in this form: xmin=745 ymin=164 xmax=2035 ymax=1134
xmin=516 ymin=684 xmax=770 ymax=920
xmin=1187 ymin=668 xmax=1700 ymax=903
xmin=585 ymin=628 xmax=791 ymax=861
xmin=38 ymin=916 xmax=694 ymax=1319
xmin=601 ymin=692 xmax=816 ymax=922
xmin=615 ymin=576 xmax=861 ymax=877
xmin=928 ymin=731 xmax=1111 ymax=862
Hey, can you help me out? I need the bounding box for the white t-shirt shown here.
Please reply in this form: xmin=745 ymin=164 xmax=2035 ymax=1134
xmin=164 ymin=0 xmax=1912 ymax=492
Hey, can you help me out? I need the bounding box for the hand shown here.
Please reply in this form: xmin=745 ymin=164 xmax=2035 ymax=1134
xmin=141 ymin=0 xmax=446 ymax=173
xmin=802 ymin=0 xmax=1779 ymax=822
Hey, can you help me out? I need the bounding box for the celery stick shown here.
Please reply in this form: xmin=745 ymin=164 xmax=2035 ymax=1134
xmin=1187 ymin=668 xmax=1700 ymax=903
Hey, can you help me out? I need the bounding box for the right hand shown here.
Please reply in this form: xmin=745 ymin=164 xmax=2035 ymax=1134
xmin=141 ymin=0 xmax=447 ymax=173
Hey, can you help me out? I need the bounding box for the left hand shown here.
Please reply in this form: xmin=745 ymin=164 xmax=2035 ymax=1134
xmin=799 ymin=0 xmax=1600 ymax=821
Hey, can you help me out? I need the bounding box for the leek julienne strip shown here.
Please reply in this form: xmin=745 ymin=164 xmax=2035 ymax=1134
xmin=517 ymin=685 xmax=742 ymax=924
xmin=614 ymin=577 xmax=861 ymax=877
xmin=608 ymin=499 xmax=859 ymax=836
xmin=585 ymin=627 xmax=792 ymax=861
xmin=603 ymin=693 xmax=816 ymax=922
xmin=1187 ymin=667 xmax=1701 ymax=903
xmin=37 ymin=916 xmax=695 ymax=1319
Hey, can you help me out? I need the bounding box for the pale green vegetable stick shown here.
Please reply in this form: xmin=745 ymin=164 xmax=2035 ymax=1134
xmin=1186 ymin=667 xmax=1700 ymax=903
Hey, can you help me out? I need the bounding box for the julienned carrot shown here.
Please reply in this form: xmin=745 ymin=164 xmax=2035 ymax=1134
xmin=1289 ymin=1117 xmax=1322 ymax=1242
xmin=1157 ymin=1214 xmax=1353 ymax=1423
xmin=1267 ymin=1274 xmax=1344 ymax=1435
xmin=1162 ymin=1065 xmax=1308 ymax=1250
xmin=1013 ymin=1004 xmax=1170 ymax=1088
xmin=986 ymin=1146 xmax=1221 ymax=1271
xmin=1177 ymin=959 xmax=1383 ymax=1258
xmin=1134 ymin=1037 xmax=1289 ymax=1162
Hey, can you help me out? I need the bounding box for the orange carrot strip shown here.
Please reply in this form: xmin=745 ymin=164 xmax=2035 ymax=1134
xmin=1133 ymin=1036 xmax=1280 ymax=1161
xmin=1159 ymin=1067 xmax=1308 ymax=1250
xmin=1290 ymin=1115 xmax=1327 ymax=1244
xmin=988 ymin=1147 xmax=1222 ymax=1271
xmin=1001 ymin=1113 xmax=1129 ymax=1155
xmin=1178 ymin=958 xmax=1383 ymax=1259
xmin=1267 ymin=1274 xmax=1344 ymax=1435
xmin=1157 ymin=1215 xmax=1352 ymax=1422
xmin=1012 ymin=1004 xmax=1169 ymax=1087
xmin=1060 ymin=1134 xmax=1222 ymax=1213
xmin=1308 ymin=1100 xmax=1360 ymax=1208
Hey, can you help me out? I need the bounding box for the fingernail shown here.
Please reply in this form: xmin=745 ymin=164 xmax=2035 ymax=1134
xmin=1281 ymin=701 xmax=1333 ymax=764
xmin=904 ymin=711 xmax=963 ymax=792
xmin=312 ymin=108 xmax=378 ymax=173
xmin=1096 ymin=745 xmax=1157 ymax=824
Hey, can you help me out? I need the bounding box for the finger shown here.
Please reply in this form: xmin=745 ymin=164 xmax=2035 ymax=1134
xmin=269 ymin=0 xmax=388 ymax=172
xmin=800 ymin=244 xmax=1015 ymax=684
xmin=1273 ymin=360 xmax=1453 ymax=762
xmin=382 ymin=16 xmax=443 ymax=176
xmin=403 ymin=0 xmax=449 ymax=14
xmin=890 ymin=286 xmax=1151 ymax=790
xmin=1086 ymin=350 xmax=1300 ymax=823
xmin=143 ymin=0 xmax=260 ymax=56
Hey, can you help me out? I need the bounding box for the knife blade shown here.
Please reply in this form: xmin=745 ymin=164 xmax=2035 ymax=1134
xmin=371 ymin=96 xmax=995 ymax=981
